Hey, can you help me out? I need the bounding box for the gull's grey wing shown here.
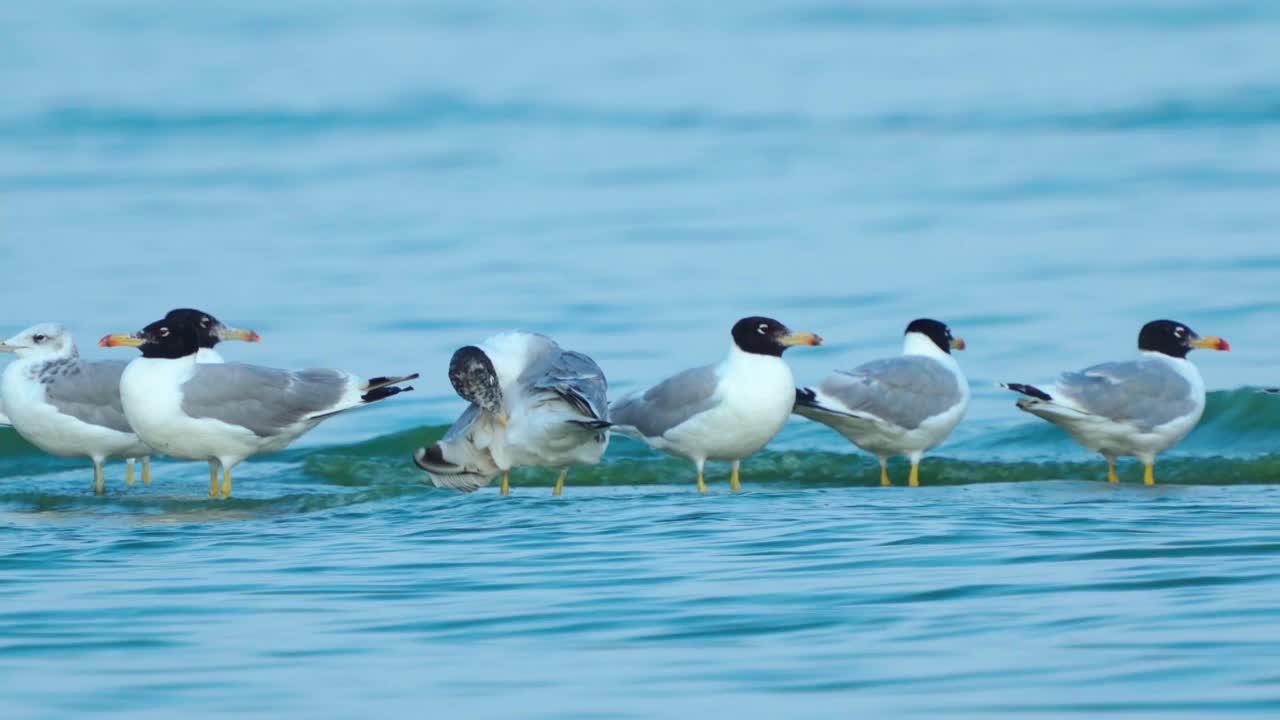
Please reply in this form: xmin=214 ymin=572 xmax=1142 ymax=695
xmin=180 ymin=363 xmax=349 ymax=437
xmin=1056 ymin=359 xmax=1195 ymax=431
xmin=814 ymin=356 xmax=963 ymax=430
xmin=609 ymin=365 xmax=718 ymax=438
xmin=44 ymin=359 xmax=133 ymax=433
xmin=526 ymin=350 xmax=609 ymax=421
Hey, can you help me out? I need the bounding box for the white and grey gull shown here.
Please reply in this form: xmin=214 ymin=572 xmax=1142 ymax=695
xmin=101 ymin=312 xmax=416 ymax=499
xmin=794 ymin=318 xmax=969 ymax=487
xmin=1001 ymin=319 xmax=1228 ymax=485
xmin=0 ymin=323 xmax=153 ymax=495
xmin=609 ymin=316 xmax=822 ymax=492
xmin=413 ymin=331 xmax=610 ymax=496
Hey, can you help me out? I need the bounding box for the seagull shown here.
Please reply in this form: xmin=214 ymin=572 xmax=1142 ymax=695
xmin=0 ymin=323 xmax=151 ymax=495
xmin=119 ymin=308 xmax=262 ymax=486
xmin=794 ymin=318 xmax=969 ymax=487
xmin=100 ymin=314 xmax=417 ymax=499
xmin=1001 ymin=319 xmax=1229 ymax=485
xmin=414 ymin=331 xmax=611 ymax=496
xmin=609 ymin=316 xmax=822 ymax=492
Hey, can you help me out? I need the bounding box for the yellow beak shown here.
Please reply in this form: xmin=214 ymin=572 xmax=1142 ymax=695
xmin=495 ymin=413 xmax=508 ymax=427
xmin=951 ymin=337 xmax=967 ymax=351
xmin=218 ymin=327 xmax=261 ymax=343
xmin=1191 ymin=336 xmax=1230 ymax=351
xmin=99 ymin=333 xmax=145 ymax=348
xmin=779 ymin=331 xmax=823 ymax=347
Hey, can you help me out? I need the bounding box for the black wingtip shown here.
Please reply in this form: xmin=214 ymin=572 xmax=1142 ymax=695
xmin=363 ymin=384 xmax=415 ymax=403
xmin=1262 ymin=388 xmax=1279 ymax=395
xmin=1003 ymin=383 xmax=1052 ymax=401
xmin=795 ymin=387 xmax=818 ymax=407
xmin=566 ymin=419 xmax=612 ymax=430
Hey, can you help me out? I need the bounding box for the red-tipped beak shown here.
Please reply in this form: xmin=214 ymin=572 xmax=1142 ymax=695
xmin=1192 ymin=336 xmax=1229 ymax=352
xmin=99 ymin=333 xmax=144 ymax=348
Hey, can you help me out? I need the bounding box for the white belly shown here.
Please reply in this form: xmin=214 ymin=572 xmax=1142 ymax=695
xmin=119 ymin=357 xmax=264 ymax=467
xmin=1 ymin=363 xmax=147 ymax=460
xmin=493 ymin=404 xmax=609 ymax=470
xmin=661 ymin=355 xmax=796 ymax=463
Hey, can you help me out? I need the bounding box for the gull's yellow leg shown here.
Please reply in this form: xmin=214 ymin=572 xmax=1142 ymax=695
xmin=500 ymin=471 xmax=510 ymax=496
xmin=730 ymin=460 xmax=741 ymax=493
xmin=908 ymin=462 xmax=920 ymax=488
xmin=142 ymin=457 xmax=152 ymax=485
xmin=1143 ymin=463 xmax=1155 ymax=486
xmin=1107 ymin=460 xmax=1118 ymax=483
xmin=209 ymin=464 xmax=219 ymax=499
xmin=879 ymin=459 xmax=891 ymax=487
xmin=552 ymin=469 xmax=566 ymax=497
xmin=696 ymin=463 xmax=707 ymax=493
xmin=93 ymin=461 xmax=105 ymax=496
xmin=221 ymin=467 xmax=232 ymax=499
xmin=126 ymin=459 xmax=136 ymax=486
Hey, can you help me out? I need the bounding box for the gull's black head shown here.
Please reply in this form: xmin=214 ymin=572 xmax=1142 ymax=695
xmin=448 ymin=346 xmax=505 ymax=418
xmin=136 ymin=317 xmax=201 ymax=359
xmin=730 ymin=316 xmax=823 ymax=357
xmin=1138 ymin=319 xmax=1230 ymax=358
xmin=162 ymin=308 xmax=260 ymax=349
xmin=905 ymin=318 xmax=965 ymax=354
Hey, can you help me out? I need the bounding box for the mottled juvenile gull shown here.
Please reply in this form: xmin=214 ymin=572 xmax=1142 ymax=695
xmin=0 ymin=323 xmax=151 ymax=495
xmin=414 ymin=331 xmax=610 ymax=496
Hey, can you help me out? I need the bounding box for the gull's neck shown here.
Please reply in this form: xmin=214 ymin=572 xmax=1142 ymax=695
xmin=903 ymin=332 xmax=953 ymax=364
xmin=723 ymin=341 xmax=785 ymax=370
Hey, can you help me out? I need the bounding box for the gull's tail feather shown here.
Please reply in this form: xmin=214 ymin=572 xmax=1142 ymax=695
xmin=793 ymin=387 xmax=857 ymax=419
xmin=1000 ymin=382 xmax=1053 ymax=402
xmin=412 ymin=445 xmax=492 ymax=493
xmin=365 ymin=373 xmax=420 ymax=392
xmin=361 ymin=373 xmax=419 ymax=403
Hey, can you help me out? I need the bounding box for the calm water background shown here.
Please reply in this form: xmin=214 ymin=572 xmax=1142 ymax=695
xmin=3 ymin=1 xmax=1280 ymax=717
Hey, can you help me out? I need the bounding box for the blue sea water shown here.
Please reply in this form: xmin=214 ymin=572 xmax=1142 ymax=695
xmin=3 ymin=1 xmax=1280 ymax=717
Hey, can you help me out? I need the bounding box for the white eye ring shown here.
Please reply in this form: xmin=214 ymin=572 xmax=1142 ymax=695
xmin=1175 ymin=327 xmax=1186 ymax=336
xmin=757 ymin=323 xmax=768 ymax=334
xmin=159 ymin=327 xmax=170 ymax=337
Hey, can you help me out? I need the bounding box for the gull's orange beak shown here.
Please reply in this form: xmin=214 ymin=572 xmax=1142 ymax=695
xmin=99 ymin=333 xmax=144 ymax=348
xmin=1191 ymin=336 xmax=1230 ymax=351
xmin=951 ymin=337 xmax=967 ymax=351
xmin=779 ymin=331 xmax=823 ymax=347
xmin=218 ymin=327 xmax=261 ymax=343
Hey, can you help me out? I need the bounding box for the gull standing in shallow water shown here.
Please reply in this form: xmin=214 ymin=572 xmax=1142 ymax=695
xmin=414 ymin=331 xmax=610 ymax=496
xmin=0 ymin=323 xmax=151 ymax=495
xmin=1002 ymin=319 xmax=1229 ymax=485
xmin=609 ymin=316 xmax=822 ymax=493
xmin=122 ymin=307 xmax=262 ymax=485
xmin=101 ymin=314 xmax=417 ymax=499
xmin=794 ymin=318 xmax=969 ymax=487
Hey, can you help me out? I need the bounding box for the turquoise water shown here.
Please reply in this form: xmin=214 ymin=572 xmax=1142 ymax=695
xmin=4 ymin=0 xmax=1280 ymax=716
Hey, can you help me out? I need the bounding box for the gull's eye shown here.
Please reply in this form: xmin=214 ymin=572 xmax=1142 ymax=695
xmin=158 ymin=327 xmax=170 ymax=338
xmin=1175 ymin=327 xmax=1186 ymax=337
xmin=757 ymin=323 xmax=769 ymax=335
xmin=200 ymin=317 xmax=210 ymax=327
xmin=32 ymin=334 xmax=46 ymax=343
